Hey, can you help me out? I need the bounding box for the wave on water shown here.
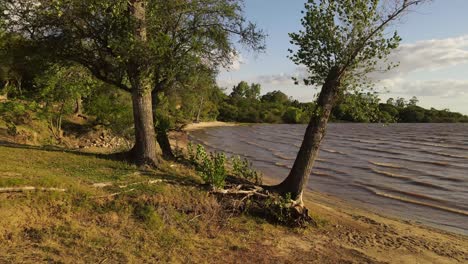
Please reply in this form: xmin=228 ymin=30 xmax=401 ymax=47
xmin=240 ymin=140 xmax=277 ymax=152
xmin=359 ymin=182 xmax=444 ymax=202
xmin=274 ymin=162 xmax=292 ymax=169
xmin=359 ymin=185 xmax=468 ymax=217
xmin=370 ymin=169 xmax=450 ymax=191
xmin=418 ymin=149 xmax=468 ymax=160
xmin=191 ymin=123 xmax=468 ymax=234
xmin=351 ymin=183 xmax=468 ymax=216
xmin=312 ymin=170 xmax=337 ymax=178
xmin=369 ymin=161 xmax=403 ymax=169
xmin=272 ymin=152 xmax=296 ymax=160
xmin=322 ymin=148 xmax=347 ymax=155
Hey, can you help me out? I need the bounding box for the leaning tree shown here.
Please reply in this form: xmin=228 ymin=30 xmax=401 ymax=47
xmin=1 ymin=0 xmax=264 ymax=166
xmin=272 ymin=0 xmax=428 ymax=204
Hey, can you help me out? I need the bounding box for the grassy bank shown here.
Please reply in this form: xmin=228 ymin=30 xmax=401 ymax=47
xmin=0 ymin=144 xmax=467 ymax=263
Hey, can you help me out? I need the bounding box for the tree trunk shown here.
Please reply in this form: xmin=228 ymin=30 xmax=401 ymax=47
xmin=156 ymin=130 xmax=174 ymax=160
xmin=196 ymin=96 xmax=204 ymax=123
xmin=272 ymin=67 xmax=341 ymax=204
xmin=151 ymin=88 xmax=175 ymax=160
xmin=126 ymin=0 xmax=161 ymax=166
xmin=129 ymin=86 xmax=161 ymax=167
xmin=74 ymin=95 xmax=82 ymax=115
xmin=0 ymin=81 xmax=8 ymax=101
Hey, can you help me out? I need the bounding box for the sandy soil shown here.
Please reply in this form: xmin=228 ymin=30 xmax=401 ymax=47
xmin=171 ymin=121 xmax=468 ymax=263
xmin=183 ymin=121 xmax=240 ymax=131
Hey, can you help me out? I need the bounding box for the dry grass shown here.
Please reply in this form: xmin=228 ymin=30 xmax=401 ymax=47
xmin=0 ymin=145 xmax=303 ymax=263
xmin=1 ymin=144 xmax=466 ymax=264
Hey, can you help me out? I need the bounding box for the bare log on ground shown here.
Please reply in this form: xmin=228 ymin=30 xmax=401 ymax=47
xmin=92 ymin=179 xmax=166 ymax=189
xmin=0 ymin=186 xmax=66 ymax=193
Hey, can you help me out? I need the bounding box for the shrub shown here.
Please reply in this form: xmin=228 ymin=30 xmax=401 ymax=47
xmin=282 ymin=107 xmax=303 ymax=124
xmin=187 ymin=143 xmax=227 ymax=189
xmin=84 ymin=85 xmax=133 ymax=138
xmin=6 ymin=122 xmax=18 ymax=136
xmin=231 ymin=155 xmax=262 ymax=184
xmin=0 ymin=101 xmax=37 ymax=125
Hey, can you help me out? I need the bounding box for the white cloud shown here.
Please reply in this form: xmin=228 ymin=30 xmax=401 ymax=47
xmin=377 ymin=78 xmax=468 ymax=97
xmin=374 ymin=35 xmax=468 ymax=79
xmin=224 ymin=52 xmax=245 ymax=71
xmin=251 ymin=66 xmax=308 ymax=86
xmin=217 ymin=35 xmax=468 ymax=113
xmin=255 ymin=35 xmax=468 ymax=85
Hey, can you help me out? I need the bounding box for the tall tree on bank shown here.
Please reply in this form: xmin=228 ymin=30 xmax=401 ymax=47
xmin=272 ymin=0 xmax=427 ymax=204
xmin=1 ymin=0 xmax=264 ymax=166
xmin=148 ymin=0 xmax=265 ymax=159
xmin=2 ymin=0 xmax=162 ymax=166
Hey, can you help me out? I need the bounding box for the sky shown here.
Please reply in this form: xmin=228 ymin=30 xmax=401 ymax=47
xmin=218 ymin=0 xmax=468 ymax=115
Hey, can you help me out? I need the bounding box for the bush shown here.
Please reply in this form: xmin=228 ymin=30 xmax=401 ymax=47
xmin=187 ymin=143 xmax=227 ymax=188
xmin=6 ymin=122 xmax=18 ymax=136
xmin=84 ymin=85 xmax=134 ymax=137
xmin=282 ymin=107 xmax=303 ymax=124
xmin=231 ymin=155 xmax=262 ymax=184
xmin=0 ymin=101 xmax=37 ymax=125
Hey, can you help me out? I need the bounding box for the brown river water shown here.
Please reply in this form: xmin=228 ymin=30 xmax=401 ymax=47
xmin=189 ymin=123 xmax=468 ymax=235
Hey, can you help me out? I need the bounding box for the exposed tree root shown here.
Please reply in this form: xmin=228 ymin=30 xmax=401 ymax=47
xmin=210 ymin=183 xmax=315 ymax=228
xmin=0 ymin=186 xmax=66 ymax=193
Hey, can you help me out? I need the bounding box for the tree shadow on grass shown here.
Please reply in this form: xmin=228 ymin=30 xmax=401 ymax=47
xmin=0 ymin=139 xmax=125 ymax=162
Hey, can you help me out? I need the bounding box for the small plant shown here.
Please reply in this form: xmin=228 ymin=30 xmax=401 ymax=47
xmin=264 ymin=193 xmax=293 ymax=224
xmin=187 ymin=142 xmax=196 ymax=164
xmin=231 ymin=155 xmax=262 ymax=184
xmin=187 ymin=143 xmax=227 ymax=189
xmin=6 ymin=122 xmax=18 ymax=136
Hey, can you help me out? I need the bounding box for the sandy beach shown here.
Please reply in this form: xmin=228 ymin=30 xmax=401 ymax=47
xmin=183 ymin=121 xmax=241 ymax=131
xmin=172 ymin=121 xmax=468 ymax=263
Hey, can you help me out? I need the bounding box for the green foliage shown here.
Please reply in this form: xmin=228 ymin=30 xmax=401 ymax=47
xmin=36 ymin=64 xmax=94 ymax=114
xmin=187 ymin=143 xmax=227 ymax=189
xmin=0 ymin=100 xmax=38 ymax=125
xmin=289 ymin=0 xmax=407 ymax=91
xmin=231 ymin=81 xmax=261 ymax=100
xmin=261 ymin=91 xmax=289 ymax=104
xmin=218 ymin=82 xmax=312 ymax=124
xmin=282 ymin=107 xmax=303 ymax=124
xmin=187 ymin=144 xmax=264 ymax=188
xmin=332 ymin=92 xmax=382 ymax=122
xmin=6 ymin=122 xmax=17 ymax=136
xmin=377 ymin=96 xmax=468 ymax=123
xmin=153 ymin=92 xmax=174 ymax=133
xmin=264 ymin=193 xmax=293 ymax=224
xmin=84 ymin=85 xmax=134 ymax=137
xmin=231 ymin=155 xmax=262 ymax=185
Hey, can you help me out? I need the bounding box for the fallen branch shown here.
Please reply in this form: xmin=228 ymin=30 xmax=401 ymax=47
xmin=211 ymin=184 xmax=269 ymax=198
xmin=0 ymin=186 xmax=66 ymax=193
xmin=92 ymin=182 xmax=113 ymax=188
xmin=93 ymin=188 xmax=135 ymax=199
xmin=118 ymin=179 xmax=163 ymax=188
xmin=92 ymin=179 xmax=165 ymax=189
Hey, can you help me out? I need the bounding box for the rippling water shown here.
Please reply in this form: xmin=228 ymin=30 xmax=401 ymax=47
xmin=190 ymin=123 xmax=468 ymax=235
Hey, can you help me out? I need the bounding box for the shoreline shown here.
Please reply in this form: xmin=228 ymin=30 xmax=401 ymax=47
xmin=183 ymin=121 xmax=241 ymax=131
xmin=172 ymin=121 xmax=468 ymax=263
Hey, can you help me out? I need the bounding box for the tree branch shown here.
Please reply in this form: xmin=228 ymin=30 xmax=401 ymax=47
xmin=339 ymin=0 xmax=425 ymax=78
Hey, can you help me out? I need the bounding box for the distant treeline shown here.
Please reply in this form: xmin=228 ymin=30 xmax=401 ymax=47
xmin=215 ymin=82 xmax=468 ymax=124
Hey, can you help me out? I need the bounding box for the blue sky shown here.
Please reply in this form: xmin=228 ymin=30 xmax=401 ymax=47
xmin=218 ymin=0 xmax=468 ymax=114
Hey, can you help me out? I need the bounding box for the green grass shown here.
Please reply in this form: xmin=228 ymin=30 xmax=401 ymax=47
xmin=0 ymin=145 xmax=298 ymax=263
